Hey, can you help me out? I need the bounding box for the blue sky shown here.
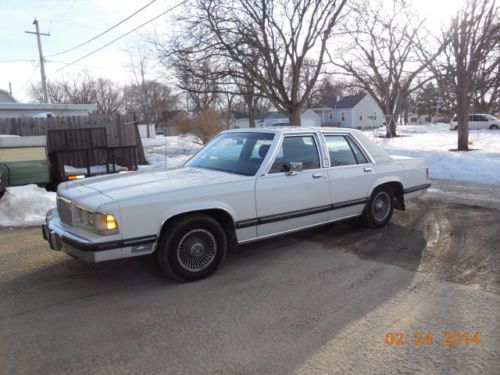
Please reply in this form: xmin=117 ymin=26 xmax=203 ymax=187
xmin=0 ymin=0 xmax=179 ymax=101
xmin=0 ymin=0 xmax=459 ymax=102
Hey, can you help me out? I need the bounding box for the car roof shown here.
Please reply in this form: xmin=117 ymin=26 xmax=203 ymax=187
xmin=222 ymin=127 xmax=357 ymax=135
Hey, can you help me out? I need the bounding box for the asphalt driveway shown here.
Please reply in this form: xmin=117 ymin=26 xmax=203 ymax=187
xmin=1 ymin=180 xmax=499 ymax=374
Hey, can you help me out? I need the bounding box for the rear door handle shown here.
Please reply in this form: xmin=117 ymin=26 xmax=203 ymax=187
xmin=364 ymin=167 xmax=372 ymax=173
xmin=312 ymin=173 xmax=323 ymax=179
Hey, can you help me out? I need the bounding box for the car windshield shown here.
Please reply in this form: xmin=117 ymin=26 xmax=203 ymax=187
xmin=186 ymin=132 xmax=275 ymax=176
xmin=484 ymin=114 xmax=497 ymax=120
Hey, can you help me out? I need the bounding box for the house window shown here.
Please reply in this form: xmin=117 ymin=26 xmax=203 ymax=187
xmin=359 ymin=112 xmax=363 ymax=121
xmin=329 ymin=112 xmax=333 ymax=120
xmin=374 ymin=112 xmax=377 ymax=121
xmin=341 ymin=111 xmax=345 ymax=121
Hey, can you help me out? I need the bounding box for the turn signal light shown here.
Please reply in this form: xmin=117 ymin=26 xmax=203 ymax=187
xmin=105 ymin=214 xmax=117 ymax=230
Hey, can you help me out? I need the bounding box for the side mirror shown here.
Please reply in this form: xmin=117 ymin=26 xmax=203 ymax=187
xmin=284 ymin=161 xmax=303 ymax=176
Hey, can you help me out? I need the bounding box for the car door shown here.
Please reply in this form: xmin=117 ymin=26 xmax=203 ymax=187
xmin=475 ymin=115 xmax=490 ymax=129
xmin=255 ymin=133 xmax=331 ymax=237
xmin=322 ymin=133 xmax=378 ymax=221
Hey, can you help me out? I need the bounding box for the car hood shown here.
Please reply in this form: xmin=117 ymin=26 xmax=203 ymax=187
xmin=60 ymin=167 xmax=250 ymax=202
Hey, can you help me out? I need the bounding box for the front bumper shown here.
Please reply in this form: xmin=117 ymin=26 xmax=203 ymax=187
xmin=42 ymin=209 xmax=157 ymax=262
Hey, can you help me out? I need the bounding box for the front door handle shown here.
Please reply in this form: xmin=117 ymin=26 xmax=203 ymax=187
xmin=364 ymin=167 xmax=372 ymax=173
xmin=312 ymin=173 xmax=323 ymax=179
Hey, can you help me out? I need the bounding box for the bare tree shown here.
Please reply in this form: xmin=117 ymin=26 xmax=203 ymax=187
xmin=158 ymin=0 xmax=347 ymax=125
xmin=125 ymin=44 xmax=179 ymax=126
xmin=426 ymin=0 xmax=499 ymax=150
xmin=331 ymin=0 xmax=445 ymax=137
xmin=30 ymin=73 xmax=122 ymax=115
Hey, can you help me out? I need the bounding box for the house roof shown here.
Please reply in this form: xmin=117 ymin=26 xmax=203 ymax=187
xmin=318 ymin=93 xmax=366 ymax=109
xmin=230 ymin=110 xmax=248 ymax=120
xmin=0 ymin=102 xmax=97 ymax=111
xmin=0 ymin=89 xmax=18 ymax=103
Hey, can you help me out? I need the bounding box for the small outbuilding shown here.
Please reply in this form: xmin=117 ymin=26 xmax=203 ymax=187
xmin=0 ymin=89 xmax=96 ymax=118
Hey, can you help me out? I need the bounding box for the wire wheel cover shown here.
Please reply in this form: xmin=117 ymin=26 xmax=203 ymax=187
xmin=372 ymin=191 xmax=391 ymax=222
xmin=177 ymin=229 xmax=217 ymax=272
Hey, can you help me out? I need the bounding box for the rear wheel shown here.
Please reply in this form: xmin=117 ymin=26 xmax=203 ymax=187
xmin=489 ymin=124 xmax=499 ymax=130
xmin=0 ymin=184 xmax=5 ymax=200
xmin=361 ymin=185 xmax=395 ymax=228
xmin=157 ymin=214 xmax=227 ymax=282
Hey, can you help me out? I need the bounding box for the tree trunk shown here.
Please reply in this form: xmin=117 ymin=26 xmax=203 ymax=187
xmin=456 ymin=98 xmax=469 ymax=151
xmin=385 ymin=114 xmax=397 ymax=138
xmin=248 ymin=110 xmax=255 ymax=128
xmin=288 ymin=109 xmax=301 ymax=126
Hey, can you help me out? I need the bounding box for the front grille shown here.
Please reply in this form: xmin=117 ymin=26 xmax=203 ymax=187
xmin=57 ymin=196 xmax=73 ymax=226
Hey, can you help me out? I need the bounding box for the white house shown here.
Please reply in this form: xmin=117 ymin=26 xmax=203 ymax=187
xmin=0 ymin=89 xmax=96 ymax=118
xmin=311 ymin=93 xmax=384 ymax=129
xmin=234 ymin=109 xmax=321 ymax=128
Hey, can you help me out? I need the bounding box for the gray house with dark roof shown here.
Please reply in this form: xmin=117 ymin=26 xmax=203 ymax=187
xmin=311 ymin=93 xmax=383 ymax=129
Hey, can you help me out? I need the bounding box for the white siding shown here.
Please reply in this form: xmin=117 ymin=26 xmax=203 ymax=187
xmin=351 ymin=95 xmax=383 ymax=129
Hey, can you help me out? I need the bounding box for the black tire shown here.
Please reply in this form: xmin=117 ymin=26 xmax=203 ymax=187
xmin=489 ymin=124 xmax=499 ymax=130
xmin=157 ymin=214 xmax=227 ymax=282
xmin=0 ymin=184 xmax=5 ymax=200
xmin=361 ymin=185 xmax=395 ymax=228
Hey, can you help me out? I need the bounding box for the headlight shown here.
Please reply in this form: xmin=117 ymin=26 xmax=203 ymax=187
xmin=76 ymin=206 xmax=119 ymax=235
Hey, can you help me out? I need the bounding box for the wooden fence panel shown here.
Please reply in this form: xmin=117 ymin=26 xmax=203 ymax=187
xmin=0 ymin=114 xmax=146 ymax=164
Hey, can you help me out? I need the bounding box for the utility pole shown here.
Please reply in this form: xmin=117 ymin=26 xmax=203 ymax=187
xmin=25 ymin=18 xmax=50 ymax=103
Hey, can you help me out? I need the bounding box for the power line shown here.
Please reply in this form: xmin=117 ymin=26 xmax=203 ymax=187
xmin=48 ymin=0 xmax=188 ymax=77
xmin=18 ymin=62 xmax=40 ymax=93
xmin=0 ymin=59 xmax=37 ymax=63
xmin=49 ymin=0 xmax=80 ymax=33
xmin=46 ymin=0 xmax=159 ymax=57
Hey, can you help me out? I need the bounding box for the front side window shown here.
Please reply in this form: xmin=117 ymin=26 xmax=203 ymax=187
xmin=269 ymin=135 xmax=320 ymax=173
xmin=186 ymin=132 xmax=274 ymax=176
xmin=324 ymin=135 xmax=368 ymax=167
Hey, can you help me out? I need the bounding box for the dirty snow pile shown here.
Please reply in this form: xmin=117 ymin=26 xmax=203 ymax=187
xmin=0 ymin=185 xmax=56 ymax=227
xmin=367 ymin=124 xmax=500 ymax=184
xmin=141 ymin=134 xmax=203 ymax=169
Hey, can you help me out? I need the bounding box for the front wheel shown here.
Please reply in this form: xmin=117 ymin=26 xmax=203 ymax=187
xmin=157 ymin=214 xmax=227 ymax=282
xmin=489 ymin=124 xmax=499 ymax=130
xmin=361 ymin=186 xmax=395 ymax=228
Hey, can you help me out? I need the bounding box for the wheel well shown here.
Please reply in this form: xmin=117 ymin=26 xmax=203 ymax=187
xmin=374 ymin=181 xmax=405 ymax=211
xmin=159 ymin=209 xmax=238 ymax=252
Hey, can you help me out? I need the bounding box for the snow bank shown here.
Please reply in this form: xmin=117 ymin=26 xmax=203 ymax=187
xmin=367 ymin=124 xmax=500 ymax=184
xmin=0 ymin=185 xmax=56 ymax=227
xmin=141 ymin=134 xmax=203 ymax=169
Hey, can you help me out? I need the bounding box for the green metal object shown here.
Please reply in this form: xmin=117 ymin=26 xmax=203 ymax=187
xmin=0 ymin=161 xmax=50 ymax=186
xmin=0 ymin=136 xmax=50 ymax=187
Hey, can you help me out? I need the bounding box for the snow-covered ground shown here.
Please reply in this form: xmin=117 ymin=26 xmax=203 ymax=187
xmin=1 ymin=129 xmax=498 ymax=228
xmin=0 ymin=184 xmax=56 ymax=227
xmin=141 ymin=134 xmax=203 ymax=169
xmin=365 ymin=123 xmax=500 ymax=184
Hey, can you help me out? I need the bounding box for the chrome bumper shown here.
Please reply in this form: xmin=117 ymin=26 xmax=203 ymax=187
xmin=42 ymin=209 xmax=157 ymax=262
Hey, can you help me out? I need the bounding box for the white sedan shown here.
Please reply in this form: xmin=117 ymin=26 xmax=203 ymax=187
xmin=43 ymin=127 xmax=431 ymax=281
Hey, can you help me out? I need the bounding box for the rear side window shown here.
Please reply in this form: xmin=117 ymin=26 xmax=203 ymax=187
xmin=324 ymin=135 xmax=368 ymax=167
xmin=346 ymin=137 xmax=368 ymax=164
